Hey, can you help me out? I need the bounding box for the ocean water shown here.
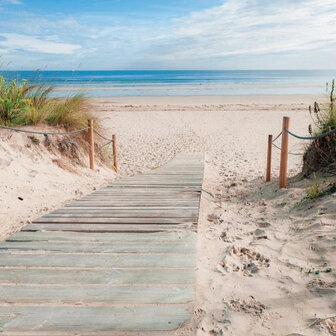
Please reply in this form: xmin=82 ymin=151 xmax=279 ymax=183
xmin=0 ymin=70 xmax=335 ymax=97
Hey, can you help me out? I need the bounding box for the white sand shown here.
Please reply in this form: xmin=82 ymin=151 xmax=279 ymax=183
xmin=92 ymin=95 xmax=335 ymax=336
xmin=92 ymin=95 xmax=314 ymax=178
xmin=1 ymin=94 xmax=335 ymax=335
xmin=0 ymin=128 xmax=114 ymax=241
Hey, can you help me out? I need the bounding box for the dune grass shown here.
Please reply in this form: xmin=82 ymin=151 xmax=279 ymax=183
xmin=302 ymin=79 xmax=336 ymax=175
xmin=0 ymin=76 xmax=91 ymax=129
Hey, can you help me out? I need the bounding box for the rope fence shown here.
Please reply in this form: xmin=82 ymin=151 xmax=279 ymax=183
xmin=0 ymin=124 xmax=89 ymax=135
xmin=98 ymin=140 xmax=113 ymax=150
xmin=94 ymin=129 xmax=114 ymax=142
xmin=266 ymin=116 xmax=335 ymax=188
xmin=272 ymin=131 xmax=282 ymax=142
xmin=271 ymin=142 xmax=303 ymax=156
xmin=284 ymin=127 xmax=336 ymax=140
xmin=0 ymin=119 xmax=118 ymax=173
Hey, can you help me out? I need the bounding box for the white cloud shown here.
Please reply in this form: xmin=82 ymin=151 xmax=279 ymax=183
xmin=146 ymin=0 xmax=336 ymax=62
xmin=0 ymin=0 xmax=22 ymax=4
xmin=1 ymin=0 xmax=336 ymax=69
xmin=0 ymin=33 xmax=81 ymax=54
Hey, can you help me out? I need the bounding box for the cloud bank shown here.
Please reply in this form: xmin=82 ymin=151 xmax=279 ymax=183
xmin=0 ymin=0 xmax=335 ymax=69
xmin=0 ymin=33 xmax=81 ymax=54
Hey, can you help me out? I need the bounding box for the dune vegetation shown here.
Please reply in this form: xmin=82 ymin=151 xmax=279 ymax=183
xmin=0 ymin=76 xmax=91 ymax=129
xmin=303 ymin=79 xmax=336 ymax=176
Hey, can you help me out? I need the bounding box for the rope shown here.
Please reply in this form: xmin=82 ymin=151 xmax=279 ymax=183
xmin=98 ymin=140 xmax=113 ymax=150
xmin=272 ymin=143 xmax=304 ymax=156
xmin=94 ymin=129 xmax=113 ymax=142
xmin=272 ymin=131 xmax=282 ymax=142
xmin=284 ymin=127 xmax=336 ymax=140
xmin=272 ymin=143 xmax=281 ymax=151
xmin=0 ymin=124 xmax=88 ymax=135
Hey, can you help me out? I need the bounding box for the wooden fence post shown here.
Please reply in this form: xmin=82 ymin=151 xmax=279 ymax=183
xmin=266 ymin=134 xmax=272 ymax=182
xmin=279 ymin=116 xmax=290 ymax=188
xmin=88 ymin=119 xmax=95 ymax=170
xmin=112 ymin=134 xmax=118 ymax=173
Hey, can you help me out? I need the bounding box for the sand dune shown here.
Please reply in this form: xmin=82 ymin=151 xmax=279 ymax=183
xmin=0 ymin=128 xmax=114 ymax=241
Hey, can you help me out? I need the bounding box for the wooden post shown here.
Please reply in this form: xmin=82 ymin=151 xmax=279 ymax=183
xmin=279 ymin=116 xmax=290 ymax=188
xmin=266 ymin=134 xmax=272 ymax=182
xmin=88 ymin=119 xmax=95 ymax=170
xmin=112 ymin=134 xmax=118 ymax=173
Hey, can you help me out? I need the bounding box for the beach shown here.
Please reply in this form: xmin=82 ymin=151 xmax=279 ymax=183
xmin=1 ymin=94 xmax=335 ymax=335
xmin=1 ymin=0 xmax=336 ymax=332
xmin=91 ymin=95 xmax=316 ymax=178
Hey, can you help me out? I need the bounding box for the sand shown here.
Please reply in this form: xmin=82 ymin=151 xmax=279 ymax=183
xmin=1 ymin=94 xmax=335 ymax=335
xmin=0 ymin=127 xmax=114 ymax=241
xmin=93 ymin=95 xmax=336 ymax=336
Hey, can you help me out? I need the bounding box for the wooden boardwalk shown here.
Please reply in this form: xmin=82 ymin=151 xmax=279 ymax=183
xmin=0 ymin=153 xmax=204 ymax=335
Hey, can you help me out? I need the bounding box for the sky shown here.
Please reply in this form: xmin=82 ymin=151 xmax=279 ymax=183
xmin=0 ymin=0 xmax=335 ymax=70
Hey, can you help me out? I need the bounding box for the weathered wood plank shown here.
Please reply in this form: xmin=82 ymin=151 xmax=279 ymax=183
xmin=0 ymin=253 xmax=195 ymax=268
xmin=7 ymin=231 xmax=196 ymax=243
xmin=0 ymin=268 xmax=194 ymax=285
xmin=33 ymin=217 xmax=197 ymax=224
xmin=0 ymin=285 xmax=194 ymax=304
xmin=0 ymin=306 xmax=191 ymax=332
xmin=48 ymin=209 xmax=198 ymax=217
xmin=64 ymin=205 xmax=199 ymax=209
xmin=22 ymin=223 xmax=197 ymax=233
xmin=0 ymin=334 xmax=172 ymax=336
xmin=0 ymin=241 xmax=195 ymax=254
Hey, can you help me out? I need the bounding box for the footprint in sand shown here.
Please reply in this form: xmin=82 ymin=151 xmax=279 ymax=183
xmin=220 ymin=246 xmax=270 ymax=276
xmin=306 ymin=279 xmax=336 ymax=293
xmin=309 ymin=316 xmax=336 ymax=335
xmin=229 ymin=298 xmax=266 ymax=316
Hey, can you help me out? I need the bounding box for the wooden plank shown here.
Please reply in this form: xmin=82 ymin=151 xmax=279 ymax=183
xmin=0 ymin=241 xmax=195 ymax=254
xmin=110 ymin=185 xmax=202 ymax=189
xmin=0 ymin=334 xmax=172 ymax=336
xmin=1 ymin=331 xmax=171 ymax=336
xmin=0 ymin=268 xmax=194 ymax=285
xmin=81 ymin=190 xmax=200 ymax=194
xmin=0 ymin=306 xmax=191 ymax=332
xmin=65 ymin=205 xmax=199 ymax=209
xmin=86 ymin=194 xmax=200 ymax=197
xmin=0 ymin=285 xmax=194 ymax=304
xmin=88 ymin=192 xmax=200 ymax=197
xmin=0 ymin=253 xmax=195 ymax=268
xmin=7 ymin=231 xmax=196 ymax=243
xmin=48 ymin=209 xmax=198 ymax=217
xmin=22 ymin=223 xmax=197 ymax=233
xmin=108 ymin=178 xmax=203 ymax=181
xmin=33 ymin=218 xmax=197 ymax=224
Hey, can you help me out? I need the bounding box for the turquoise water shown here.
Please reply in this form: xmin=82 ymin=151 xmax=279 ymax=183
xmin=0 ymin=70 xmax=335 ymax=97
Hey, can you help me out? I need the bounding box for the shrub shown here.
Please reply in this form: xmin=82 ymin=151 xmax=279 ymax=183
xmin=0 ymin=77 xmax=31 ymax=125
xmin=302 ymin=79 xmax=336 ymax=176
xmin=306 ymin=173 xmax=322 ymax=199
xmin=0 ymin=76 xmax=91 ymax=129
xmin=45 ymin=94 xmax=90 ymax=129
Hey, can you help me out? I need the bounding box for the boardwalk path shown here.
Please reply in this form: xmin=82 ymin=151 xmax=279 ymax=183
xmin=0 ymin=153 xmax=204 ymax=335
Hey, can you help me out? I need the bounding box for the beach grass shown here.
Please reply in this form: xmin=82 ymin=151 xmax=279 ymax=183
xmin=0 ymin=76 xmax=91 ymax=129
xmin=302 ymin=80 xmax=336 ymax=175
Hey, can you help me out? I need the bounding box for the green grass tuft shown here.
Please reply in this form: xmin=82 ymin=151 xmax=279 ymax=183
xmin=306 ymin=173 xmax=322 ymax=199
xmin=0 ymin=76 xmax=91 ymax=129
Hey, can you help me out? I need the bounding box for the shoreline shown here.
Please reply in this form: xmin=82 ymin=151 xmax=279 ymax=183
xmin=91 ymin=94 xmax=323 ymax=105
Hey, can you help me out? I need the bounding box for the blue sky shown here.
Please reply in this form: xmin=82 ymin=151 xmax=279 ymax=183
xmin=0 ymin=0 xmax=335 ymax=70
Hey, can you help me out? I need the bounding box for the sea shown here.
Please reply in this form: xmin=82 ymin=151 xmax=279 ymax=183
xmin=0 ymin=70 xmax=335 ymax=97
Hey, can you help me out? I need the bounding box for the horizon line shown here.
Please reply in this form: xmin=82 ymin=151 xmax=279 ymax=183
xmin=1 ymin=69 xmax=336 ymax=72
